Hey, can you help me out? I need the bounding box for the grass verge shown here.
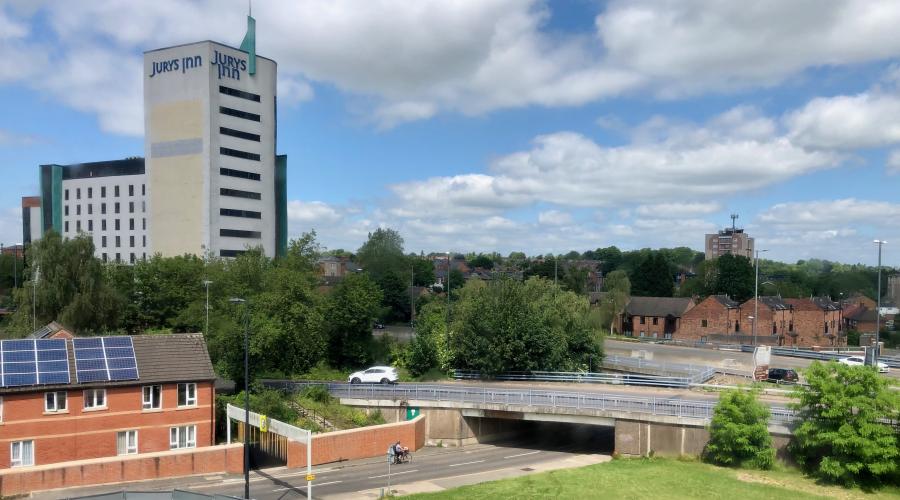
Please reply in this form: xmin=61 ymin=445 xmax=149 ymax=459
xmin=404 ymin=458 xmax=900 ymax=500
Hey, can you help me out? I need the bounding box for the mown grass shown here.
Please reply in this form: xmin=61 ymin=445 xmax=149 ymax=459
xmin=405 ymin=458 xmax=900 ymax=500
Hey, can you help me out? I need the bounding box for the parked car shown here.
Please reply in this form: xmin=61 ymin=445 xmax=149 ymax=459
xmin=373 ymin=323 xmax=386 ymax=329
xmin=348 ymin=366 xmax=399 ymax=384
xmin=767 ymin=368 xmax=799 ymax=383
xmin=838 ymin=356 xmax=890 ymax=373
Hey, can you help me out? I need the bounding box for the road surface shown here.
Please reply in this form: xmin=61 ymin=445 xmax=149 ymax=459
xmin=39 ymin=441 xmax=607 ymax=499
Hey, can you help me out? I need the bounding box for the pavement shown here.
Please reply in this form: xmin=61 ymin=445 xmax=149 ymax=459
xmin=37 ymin=442 xmax=609 ymax=499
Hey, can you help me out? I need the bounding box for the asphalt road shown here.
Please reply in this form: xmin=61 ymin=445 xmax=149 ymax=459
xmin=42 ymin=441 xmax=605 ymax=499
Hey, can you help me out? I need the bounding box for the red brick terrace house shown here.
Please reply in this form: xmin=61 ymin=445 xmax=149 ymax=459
xmin=0 ymin=334 xmax=216 ymax=469
xmin=739 ymin=296 xmax=793 ymax=346
xmin=784 ymin=297 xmax=845 ymax=347
xmin=677 ymin=295 xmax=742 ymax=343
xmin=624 ymin=297 xmax=695 ymax=340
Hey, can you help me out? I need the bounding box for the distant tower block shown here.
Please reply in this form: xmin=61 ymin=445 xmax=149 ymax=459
xmin=705 ymin=215 xmax=754 ymax=260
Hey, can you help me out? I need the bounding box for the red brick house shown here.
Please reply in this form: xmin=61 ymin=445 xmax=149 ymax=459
xmin=677 ymin=295 xmax=742 ymax=343
xmin=740 ymin=296 xmax=794 ymax=346
xmin=0 ymin=334 xmax=216 ymax=469
xmin=624 ymin=297 xmax=695 ymax=340
xmin=784 ymin=297 xmax=844 ymax=347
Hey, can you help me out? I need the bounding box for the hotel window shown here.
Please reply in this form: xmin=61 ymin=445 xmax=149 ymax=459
xmin=142 ymin=184 xmax=145 ymax=196
xmin=219 ymin=106 xmax=260 ymax=122
xmin=117 ymin=430 xmax=138 ymax=455
xmin=76 ymin=188 xmax=81 ymax=200
xmin=116 ymin=252 xmax=121 ymax=262
xmin=128 ymin=184 xmax=134 ymax=197
xmin=101 ymin=186 xmax=106 ymax=198
xmin=115 ymin=236 xmax=121 ymax=247
xmin=101 ymin=202 xmax=107 ymax=215
xmin=219 ymin=85 xmax=261 ymax=102
xmin=142 ymin=385 xmax=162 ymax=409
xmin=83 ymin=389 xmax=106 ymax=409
xmin=115 ymin=219 xmax=120 ymax=230
xmin=65 ymin=189 xmax=69 ymax=201
xmin=220 ymin=188 xmax=261 ymax=200
xmin=88 ymin=187 xmax=92 ymax=199
xmin=10 ymin=440 xmax=34 ymax=467
xmin=143 ymin=235 xmax=146 ymax=247
xmin=115 ymin=202 xmax=120 ymax=214
xmin=44 ymin=391 xmax=67 ymax=412
xmin=220 ymin=229 xmax=261 ymax=239
xmin=102 ymin=253 xmax=108 ymax=262
xmin=88 ymin=220 xmax=93 ymax=232
xmin=142 ymin=218 xmax=146 ymax=230
xmin=65 ymin=205 xmax=69 ymax=216
xmin=220 ymin=167 xmax=261 ymax=181
xmin=130 ymin=235 xmax=135 ymax=247
xmin=220 ymin=147 xmax=261 ymax=161
xmin=220 ymin=208 xmax=262 ymax=219
xmin=64 ymin=221 xmax=69 ymax=233
xmin=130 ymin=253 xmax=136 ymax=264
xmin=102 ymin=236 xmax=107 ymax=247
xmin=87 ymin=204 xmax=93 ymax=215
xmin=129 ymin=218 xmax=135 ymax=230
xmin=114 ymin=185 xmax=120 ymax=197
xmin=169 ymin=425 xmax=196 ymax=449
xmin=76 ymin=220 xmax=81 ymax=232
xmin=220 ymin=126 xmax=261 ymax=142
xmin=129 ymin=201 xmax=134 ymax=213
xmin=76 ymin=204 xmax=81 ymax=216
xmin=177 ymin=383 xmax=197 ymax=407
xmin=102 ymin=219 xmax=107 ymax=231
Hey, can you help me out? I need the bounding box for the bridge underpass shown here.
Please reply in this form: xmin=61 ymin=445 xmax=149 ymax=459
xmin=459 ymin=414 xmax=615 ymax=454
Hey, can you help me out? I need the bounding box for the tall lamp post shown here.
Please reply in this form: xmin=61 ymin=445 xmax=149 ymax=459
xmin=873 ymin=240 xmax=886 ymax=362
xmin=229 ymin=297 xmax=250 ymax=500
xmin=202 ymin=280 xmax=213 ymax=336
xmin=753 ymin=249 xmax=769 ymax=346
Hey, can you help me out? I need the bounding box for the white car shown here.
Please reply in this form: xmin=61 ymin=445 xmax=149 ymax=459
xmin=348 ymin=366 xmax=399 ymax=384
xmin=838 ymin=356 xmax=890 ymax=373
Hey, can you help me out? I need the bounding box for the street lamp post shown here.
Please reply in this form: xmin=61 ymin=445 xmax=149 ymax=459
xmin=13 ymin=243 xmax=20 ymax=289
xmin=753 ymin=249 xmax=769 ymax=346
xmin=874 ymin=240 xmax=886 ymax=362
xmin=229 ymin=297 xmax=250 ymax=500
xmin=203 ymin=280 xmax=213 ymax=336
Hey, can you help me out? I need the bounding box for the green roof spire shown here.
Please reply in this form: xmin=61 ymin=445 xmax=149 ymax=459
xmin=240 ymin=6 xmax=256 ymax=76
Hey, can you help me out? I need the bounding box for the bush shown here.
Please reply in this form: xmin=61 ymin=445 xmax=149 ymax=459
xmin=704 ymin=389 xmax=775 ymax=470
xmin=791 ymin=361 xmax=899 ymax=487
xmin=301 ymin=385 xmax=333 ymax=404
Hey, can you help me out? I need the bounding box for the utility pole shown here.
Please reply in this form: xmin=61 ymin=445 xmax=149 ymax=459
xmin=203 ymin=280 xmax=213 ymax=336
xmin=874 ymin=240 xmax=886 ymax=363
xmin=753 ymin=249 xmax=768 ymax=346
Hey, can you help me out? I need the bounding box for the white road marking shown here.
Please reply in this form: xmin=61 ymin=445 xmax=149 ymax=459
xmin=368 ymin=469 xmax=419 ymax=479
xmin=272 ymin=480 xmax=342 ymax=491
xmin=449 ymin=460 xmax=486 ymax=467
xmin=504 ymin=450 xmax=541 ymax=459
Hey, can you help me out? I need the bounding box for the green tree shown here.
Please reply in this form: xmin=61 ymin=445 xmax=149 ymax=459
xmin=9 ymin=232 xmax=120 ymax=334
xmin=326 ymin=273 xmax=383 ymax=368
xmin=704 ymin=389 xmax=775 ymax=469
xmin=596 ymin=246 xmax=623 ymax=274
xmin=448 ymin=268 xmax=465 ymax=293
xmin=402 ymin=301 xmax=446 ymax=377
xmin=356 ymin=228 xmax=406 ymax=282
xmin=468 ymin=254 xmax=494 ymax=270
xmin=713 ymin=254 xmax=755 ymax=302
xmin=791 ymin=362 xmax=899 ymax=487
xmin=600 ymin=270 xmax=630 ymax=334
xmin=411 ymin=256 xmax=435 ymax=287
xmin=376 ymin=271 xmax=411 ymax=323
xmin=630 ymin=253 xmax=674 ymax=297
xmin=563 ymin=265 xmax=589 ymax=294
xmin=447 ymin=278 xmax=602 ymax=375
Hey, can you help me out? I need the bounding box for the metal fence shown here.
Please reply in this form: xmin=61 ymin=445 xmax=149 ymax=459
xmin=602 ymin=354 xmax=716 ymax=381
xmin=268 ymin=381 xmax=797 ymax=425
xmin=740 ymin=346 xmax=900 ymax=368
xmin=452 ymin=370 xmax=701 ymax=388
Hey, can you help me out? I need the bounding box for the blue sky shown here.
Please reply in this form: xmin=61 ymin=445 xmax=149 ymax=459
xmin=1 ymin=0 xmax=899 ymax=266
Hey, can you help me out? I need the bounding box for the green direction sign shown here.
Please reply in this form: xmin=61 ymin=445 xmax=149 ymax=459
xmin=406 ymin=407 xmax=420 ymax=420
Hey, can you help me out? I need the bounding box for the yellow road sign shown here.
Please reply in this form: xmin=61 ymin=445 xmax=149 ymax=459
xmin=306 ymin=474 xmax=316 ymax=481
xmin=259 ymin=415 xmax=268 ymax=433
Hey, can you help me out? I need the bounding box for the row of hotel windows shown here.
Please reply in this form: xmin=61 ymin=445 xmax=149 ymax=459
xmin=65 ymin=201 xmax=145 ymax=216
xmin=65 ymin=184 xmax=144 ymax=201
xmin=66 ymin=217 xmax=145 ymax=232
xmin=102 ymin=252 xmax=145 ymax=264
xmin=10 ymin=425 xmax=196 ymax=467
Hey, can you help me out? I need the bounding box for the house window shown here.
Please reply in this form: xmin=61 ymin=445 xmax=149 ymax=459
xmin=44 ymin=391 xmax=67 ymax=412
xmin=10 ymin=440 xmax=34 ymax=467
xmin=735 ymin=320 xmax=740 ymax=332
xmin=664 ymin=332 xmax=673 ymax=340
xmin=652 ymin=317 xmax=658 ymax=325
xmin=825 ymin=322 xmax=829 ymax=334
xmin=177 ymin=383 xmax=197 ymax=407
xmin=170 ymin=425 xmax=197 ymax=449
xmin=84 ymin=389 xmax=106 ymax=409
xmin=701 ymin=319 xmax=708 ymax=327
xmin=143 ymin=385 xmax=162 ymax=409
xmin=117 ymin=430 xmax=138 ymax=455
xmin=639 ymin=316 xmax=646 ymax=325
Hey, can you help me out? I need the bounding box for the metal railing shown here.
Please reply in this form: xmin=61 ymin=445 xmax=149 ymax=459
xmin=603 ymin=354 xmax=716 ymax=380
xmin=267 ymin=381 xmax=797 ymax=425
xmin=452 ymin=370 xmax=701 ymax=388
xmin=741 ymin=346 xmax=900 ymax=368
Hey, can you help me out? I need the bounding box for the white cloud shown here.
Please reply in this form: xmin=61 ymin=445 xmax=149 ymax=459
xmin=888 ymin=149 xmax=900 ymax=175
xmin=0 ymin=206 xmax=22 ymax=247
xmin=277 ymin=76 xmax=315 ymax=106
xmin=537 ymin=210 xmax=573 ymax=226
xmin=785 ymin=92 xmax=900 ymax=149
xmin=0 ymin=129 xmax=40 ymax=147
xmin=758 ymin=198 xmax=900 ymax=228
xmin=287 ymin=200 xmax=342 ymax=225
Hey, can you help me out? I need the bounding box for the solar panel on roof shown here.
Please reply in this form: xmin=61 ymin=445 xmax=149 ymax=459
xmin=0 ymin=338 xmax=70 ymax=388
xmin=73 ymin=336 xmax=139 ymax=383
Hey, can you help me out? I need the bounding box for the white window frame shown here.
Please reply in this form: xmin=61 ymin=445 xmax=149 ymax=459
xmin=83 ymin=388 xmax=107 ymax=410
xmin=177 ymin=383 xmax=197 ymax=407
xmin=44 ymin=391 xmax=67 ymax=413
xmin=169 ymin=425 xmax=197 ymax=449
xmin=117 ymin=430 xmax=139 ymax=455
xmin=142 ymin=385 xmax=162 ymax=410
xmin=10 ymin=440 xmax=34 ymax=467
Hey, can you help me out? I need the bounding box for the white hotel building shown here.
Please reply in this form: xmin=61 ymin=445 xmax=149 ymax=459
xmin=26 ymin=29 xmax=288 ymax=261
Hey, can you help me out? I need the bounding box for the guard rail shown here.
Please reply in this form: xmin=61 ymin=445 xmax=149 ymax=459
xmin=452 ymin=370 xmax=703 ymax=388
xmin=740 ymin=346 xmax=900 ymax=368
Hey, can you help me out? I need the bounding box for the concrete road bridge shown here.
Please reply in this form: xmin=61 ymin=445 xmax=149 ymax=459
xmin=268 ymin=381 xmax=794 ymax=459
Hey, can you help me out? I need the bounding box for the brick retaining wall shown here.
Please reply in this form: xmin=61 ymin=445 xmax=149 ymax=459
xmin=287 ymin=415 xmax=426 ymax=468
